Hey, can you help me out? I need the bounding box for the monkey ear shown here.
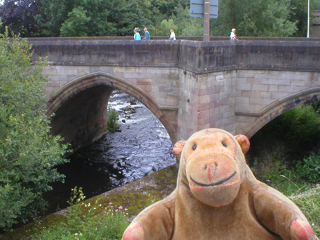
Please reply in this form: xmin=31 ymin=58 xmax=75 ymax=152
xmin=234 ymin=135 xmax=250 ymax=154
xmin=173 ymin=140 xmax=186 ymax=159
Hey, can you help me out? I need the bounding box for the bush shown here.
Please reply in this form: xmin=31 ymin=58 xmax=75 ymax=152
xmin=31 ymin=187 xmax=129 ymax=240
xmin=269 ymin=105 xmax=320 ymax=155
xmin=251 ymin=147 xmax=309 ymax=196
xmin=296 ymin=153 xmax=320 ymax=183
xmin=0 ymin=29 xmax=69 ymax=230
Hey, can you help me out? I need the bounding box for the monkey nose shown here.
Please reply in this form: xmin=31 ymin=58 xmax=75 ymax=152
xmin=205 ymin=163 xmax=218 ymax=182
xmin=204 ymin=162 xmax=218 ymax=170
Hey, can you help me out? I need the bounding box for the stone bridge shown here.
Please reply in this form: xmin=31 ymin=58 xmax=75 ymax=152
xmin=28 ymin=37 xmax=320 ymax=150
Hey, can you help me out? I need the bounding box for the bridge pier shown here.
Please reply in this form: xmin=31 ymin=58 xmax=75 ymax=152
xmin=177 ymin=70 xmax=237 ymax=139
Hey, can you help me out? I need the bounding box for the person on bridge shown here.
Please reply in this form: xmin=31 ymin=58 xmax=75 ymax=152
xmin=169 ymin=29 xmax=176 ymax=40
xmin=143 ymin=28 xmax=150 ymax=40
xmin=134 ymin=27 xmax=141 ymax=41
xmin=230 ymin=28 xmax=239 ymax=40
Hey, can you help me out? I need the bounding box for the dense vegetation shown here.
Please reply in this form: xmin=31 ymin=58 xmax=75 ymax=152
xmin=0 ymin=28 xmax=69 ymax=231
xmin=30 ymin=187 xmax=129 ymax=240
xmin=248 ymin=104 xmax=320 ymax=233
xmin=1 ymin=0 xmax=320 ymax=38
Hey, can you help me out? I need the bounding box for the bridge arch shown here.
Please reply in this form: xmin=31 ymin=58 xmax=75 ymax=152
xmin=48 ymin=72 xmax=176 ymax=150
xmin=245 ymin=88 xmax=320 ymax=138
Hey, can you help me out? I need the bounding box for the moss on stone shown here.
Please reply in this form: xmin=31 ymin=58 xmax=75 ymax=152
xmin=0 ymin=164 xmax=178 ymax=239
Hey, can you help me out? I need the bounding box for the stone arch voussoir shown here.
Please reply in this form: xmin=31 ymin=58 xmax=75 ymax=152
xmin=245 ymin=87 xmax=320 ymax=138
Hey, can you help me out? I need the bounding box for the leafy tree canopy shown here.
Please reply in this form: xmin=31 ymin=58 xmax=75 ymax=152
xmin=0 ymin=0 xmax=42 ymax=37
xmin=0 ymin=28 xmax=69 ymax=230
xmin=0 ymin=0 xmax=317 ymax=37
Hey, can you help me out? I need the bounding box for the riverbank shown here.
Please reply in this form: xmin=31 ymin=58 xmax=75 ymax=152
xmin=1 ymin=164 xmax=178 ymax=239
xmin=3 ymin=163 xmax=319 ymax=239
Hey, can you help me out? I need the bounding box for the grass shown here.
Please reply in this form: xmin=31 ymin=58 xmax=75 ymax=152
xmin=251 ymin=147 xmax=320 ymax=237
xmin=29 ymin=188 xmax=129 ymax=240
xmin=290 ymin=185 xmax=320 ymax=236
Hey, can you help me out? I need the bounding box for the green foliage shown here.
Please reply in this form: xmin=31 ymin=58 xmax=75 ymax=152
xmin=0 ymin=29 xmax=69 ymax=230
xmin=280 ymin=105 xmax=320 ymax=149
xmin=60 ymin=6 xmax=91 ymax=37
xmin=35 ymin=0 xmax=149 ymax=37
xmin=212 ymin=0 xmax=298 ymax=37
xmin=249 ymin=102 xmax=320 ymax=236
xmin=31 ymin=188 xmax=129 ymax=240
xmin=262 ymin=105 xmax=320 ymax=157
xmin=172 ymin=4 xmax=203 ymax=37
xmin=296 ymin=153 xmax=320 ymax=183
xmin=107 ymin=108 xmax=119 ymax=132
xmin=155 ymin=19 xmax=178 ymax=36
xmin=1 ymin=0 xmax=314 ymax=37
xmin=310 ymin=101 xmax=320 ymax=114
xmin=290 ymin=185 xmax=320 ymax=236
xmin=67 ymin=187 xmax=86 ymax=206
xmin=251 ymin=146 xmax=310 ymax=195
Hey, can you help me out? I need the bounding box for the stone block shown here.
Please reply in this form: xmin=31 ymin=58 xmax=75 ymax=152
xmin=252 ymin=84 xmax=269 ymax=91
xmin=260 ymin=91 xmax=272 ymax=99
xmin=237 ymin=82 xmax=252 ymax=91
xmin=278 ymin=85 xmax=304 ymax=94
xmin=237 ymin=97 xmax=250 ymax=104
xmin=261 ymin=78 xmax=291 ymax=86
xmin=250 ymin=97 xmax=263 ymax=105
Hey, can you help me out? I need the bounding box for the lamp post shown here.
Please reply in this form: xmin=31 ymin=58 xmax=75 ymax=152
xmin=307 ymin=0 xmax=310 ymax=38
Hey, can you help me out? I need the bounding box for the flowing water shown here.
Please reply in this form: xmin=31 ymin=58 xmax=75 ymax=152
xmin=44 ymin=90 xmax=176 ymax=213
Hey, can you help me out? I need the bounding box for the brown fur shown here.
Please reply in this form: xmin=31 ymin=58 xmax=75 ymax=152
xmin=123 ymin=128 xmax=318 ymax=240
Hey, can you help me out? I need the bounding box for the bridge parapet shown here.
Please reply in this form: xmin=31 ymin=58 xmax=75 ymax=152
xmin=29 ymin=37 xmax=320 ymax=73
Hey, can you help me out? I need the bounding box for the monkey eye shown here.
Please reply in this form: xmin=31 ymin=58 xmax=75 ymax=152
xmin=192 ymin=144 xmax=197 ymax=150
xmin=222 ymin=141 xmax=227 ymax=147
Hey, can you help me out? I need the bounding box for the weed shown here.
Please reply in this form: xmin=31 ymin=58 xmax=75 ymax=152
xmin=296 ymin=153 xmax=320 ymax=183
xmin=107 ymin=108 xmax=119 ymax=132
xmin=30 ymin=187 xmax=129 ymax=240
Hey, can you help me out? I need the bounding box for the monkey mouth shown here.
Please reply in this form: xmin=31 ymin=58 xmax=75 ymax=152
xmin=190 ymin=172 xmax=237 ymax=187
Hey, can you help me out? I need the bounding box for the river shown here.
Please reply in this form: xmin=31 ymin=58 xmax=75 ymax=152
xmin=44 ymin=90 xmax=176 ymax=213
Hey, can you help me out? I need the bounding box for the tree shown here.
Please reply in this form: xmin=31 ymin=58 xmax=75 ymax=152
xmin=0 ymin=0 xmax=42 ymax=37
xmin=1 ymin=0 xmax=313 ymax=37
xmin=34 ymin=0 xmax=74 ymax=36
xmin=172 ymin=4 xmax=203 ymax=37
xmin=60 ymin=6 xmax=91 ymax=37
xmin=211 ymin=0 xmax=298 ymax=37
xmin=0 ymin=28 xmax=69 ymax=230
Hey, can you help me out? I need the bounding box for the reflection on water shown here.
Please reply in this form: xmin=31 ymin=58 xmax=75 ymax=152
xmin=44 ymin=91 xmax=176 ymax=213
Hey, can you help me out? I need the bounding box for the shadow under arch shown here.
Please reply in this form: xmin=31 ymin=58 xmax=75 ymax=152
xmin=48 ymin=72 xmax=176 ymax=150
xmin=244 ymin=87 xmax=320 ymax=138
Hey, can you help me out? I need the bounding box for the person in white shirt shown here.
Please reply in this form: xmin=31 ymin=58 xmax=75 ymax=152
xmin=230 ymin=28 xmax=238 ymax=40
xmin=169 ymin=29 xmax=176 ymax=40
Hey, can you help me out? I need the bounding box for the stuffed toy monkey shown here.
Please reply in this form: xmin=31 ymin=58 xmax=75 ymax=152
xmin=122 ymin=128 xmax=318 ymax=240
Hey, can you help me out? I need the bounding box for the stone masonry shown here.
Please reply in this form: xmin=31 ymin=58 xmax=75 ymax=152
xmin=28 ymin=37 xmax=320 ymax=149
